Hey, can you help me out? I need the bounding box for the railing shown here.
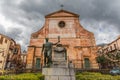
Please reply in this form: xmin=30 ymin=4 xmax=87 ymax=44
xmin=75 ymin=68 xmax=110 ymax=74
xmin=0 ymin=69 xmax=15 ymax=75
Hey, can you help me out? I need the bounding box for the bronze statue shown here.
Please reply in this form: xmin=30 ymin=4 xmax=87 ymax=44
xmin=41 ymin=36 xmax=60 ymax=67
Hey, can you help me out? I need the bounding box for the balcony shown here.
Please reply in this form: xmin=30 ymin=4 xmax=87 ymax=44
xmin=13 ymin=48 xmax=18 ymax=54
xmin=9 ymin=44 xmax=14 ymax=50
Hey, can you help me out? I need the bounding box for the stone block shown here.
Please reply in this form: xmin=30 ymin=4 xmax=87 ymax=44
xmin=45 ymin=76 xmax=58 ymax=80
xmin=45 ymin=75 xmax=75 ymax=80
xmin=52 ymin=61 xmax=68 ymax=68
xmin=59 ymin=76 xmax=75 ymax=80
xmin=42 ymin=68 xmax=75 ymax=76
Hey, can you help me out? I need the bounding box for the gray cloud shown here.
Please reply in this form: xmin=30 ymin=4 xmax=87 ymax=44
xmin=2 ymin=0 xmax=120 ymax=31
xmin=0 ymin=24 xmax=6 ymax=34
xmin=6 ymin=27 xmax=23 ymax=40
xmin=6 ymin=27 xmax=30 ymax=50
xmin=0 ymin=0 xmax=120 ymax=50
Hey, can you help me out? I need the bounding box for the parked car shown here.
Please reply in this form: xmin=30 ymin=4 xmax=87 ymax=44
xmin=109 ymin=67 xmax=120 ymax=75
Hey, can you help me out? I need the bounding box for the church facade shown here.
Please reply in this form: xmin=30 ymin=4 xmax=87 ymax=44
xmin=26 ymin=9 xmax=99 ymax=70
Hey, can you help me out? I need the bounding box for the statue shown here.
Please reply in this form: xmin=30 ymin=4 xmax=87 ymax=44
xmin=41 ymin=36 xmax=60 ymax=67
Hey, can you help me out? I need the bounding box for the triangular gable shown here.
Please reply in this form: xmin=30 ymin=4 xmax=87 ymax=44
xmin=45 ymin=9 xmax=79 ymax=18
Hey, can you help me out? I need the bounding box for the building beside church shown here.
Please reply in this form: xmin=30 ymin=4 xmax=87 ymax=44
xmin=21 ymin=50 xmax=27 ymax=68
xmin=0 ymin=34 xmax=21 ymax=70
xmin=26 ymin=9 xmax=99 ymax=70
xmin=98 ymin=36 xmax=120 ymax=68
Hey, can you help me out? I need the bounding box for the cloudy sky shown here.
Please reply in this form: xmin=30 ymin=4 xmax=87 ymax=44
xmin=0 ymin=0 xmax=120 ymax=51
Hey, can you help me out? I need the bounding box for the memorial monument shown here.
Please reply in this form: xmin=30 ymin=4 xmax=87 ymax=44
xmin=42 ymin=38 xmax=76 ymax=80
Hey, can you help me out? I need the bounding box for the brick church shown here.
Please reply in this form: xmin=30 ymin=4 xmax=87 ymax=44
xmin=26 ymin=9 xmax=99 ymax=70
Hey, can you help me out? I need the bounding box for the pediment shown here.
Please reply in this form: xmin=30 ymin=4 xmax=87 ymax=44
xmin=45 ymin=9 xmax=79 ymax=18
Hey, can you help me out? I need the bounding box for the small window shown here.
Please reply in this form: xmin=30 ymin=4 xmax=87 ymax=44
xmin=0 ymin=37 xmax=3 ymax=44
xmin=114 ymin=44 xmax=117 ymax=49
xmin=110 ymin=46 xmax=112 ymax=51
xmin=0 ymin=61 xmax=2 ymax=63
xmin=10 ymin=42 xmax=12 ymax=45
xmin=107 ymin=47 xmax=109 ymax=51
xmin=5 ymin=39 xmax=7 ymax=43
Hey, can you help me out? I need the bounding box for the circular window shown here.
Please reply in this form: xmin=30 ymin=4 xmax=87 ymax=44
xmin=58 ymin=21 xmax=65 ymax=28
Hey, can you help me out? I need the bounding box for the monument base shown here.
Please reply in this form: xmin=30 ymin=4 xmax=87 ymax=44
xmin=42 ymin=68 xmax=75 ymax=80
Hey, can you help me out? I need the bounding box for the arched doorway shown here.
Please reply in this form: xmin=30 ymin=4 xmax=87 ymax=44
xmin=84 ymin=58 xmax=90 ymax=69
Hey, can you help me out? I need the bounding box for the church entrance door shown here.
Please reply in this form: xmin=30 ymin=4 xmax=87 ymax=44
xmin=84 ymin=58 xmax=90 ymax=69
xmin=36 ymin=58 xmax=40 ymax=69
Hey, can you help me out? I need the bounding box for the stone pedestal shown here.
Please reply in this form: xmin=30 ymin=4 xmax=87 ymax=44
xmin=42 ymin=68 xmax=75 ymax=80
